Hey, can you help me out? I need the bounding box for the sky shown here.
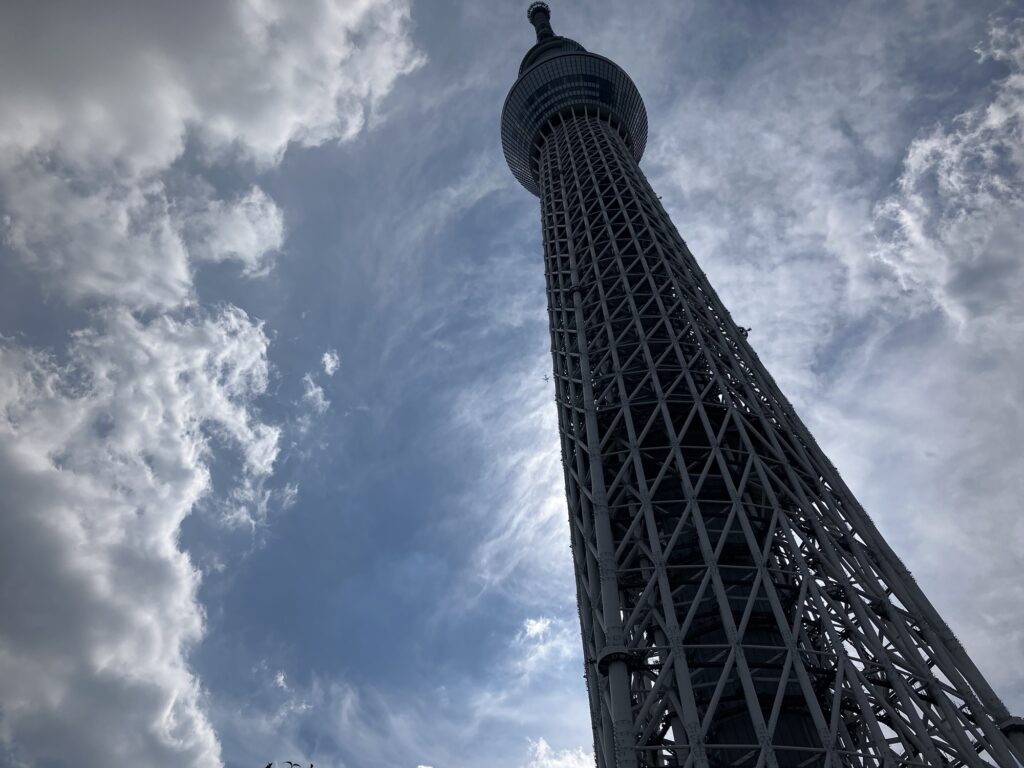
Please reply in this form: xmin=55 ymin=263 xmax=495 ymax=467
xmin=0 ymin=1 xmax=1022 ymax=766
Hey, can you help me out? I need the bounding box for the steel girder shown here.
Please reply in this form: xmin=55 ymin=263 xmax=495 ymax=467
xmin=535 ymin=108 xmax=1022 ymax=768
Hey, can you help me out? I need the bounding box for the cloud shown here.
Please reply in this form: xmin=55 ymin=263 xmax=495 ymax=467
xmin=187 ymin=186 xmax=285 ymax=277
xmin=0 ymin=0 xmax=422 ymax=765
xmin=0 ymin=307 xmax=276 ymax=767
xmin=0 ymin=0 xmax=424 ymax=175
xmin=301 ymin=372 xmax=331 ymax=415
xmin=522 ymin=617 xmax=552 ymax=639
xmin=649 ymin=8 xmax=1024 ymax=710
xmin=1 ymin=166 xmax=196 ymax=310
xmin=2 ymin=172 xmax=286 ymax=310
xmin=211 ymin=612 xmax=592 ymax=768
xmin=214 ymin=677 xmax=462 ymax=768
xmin=1 ymin=0 xmax=422 ymax=311
xmin=833 ymin=16 xmax=1024 ymax=705
xmin=452 ymin=351 xmax=575 ymax=608
xmin=872 ymin=17 xmax=1024 ymax=330
xmin=524 ymin=739 xmax=592 ymax=768
xmin=513 ymin=617 xmax=577 ymax=680
xmin=322 ymin=349 xmax=341 ymax=376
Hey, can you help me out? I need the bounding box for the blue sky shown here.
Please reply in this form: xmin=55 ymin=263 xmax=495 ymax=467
xmin=1 ymin=1 xmax=1023 ymax=767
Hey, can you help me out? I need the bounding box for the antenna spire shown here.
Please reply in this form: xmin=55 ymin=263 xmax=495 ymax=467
xmin=527 ymin=2 xmax=554 ymax=42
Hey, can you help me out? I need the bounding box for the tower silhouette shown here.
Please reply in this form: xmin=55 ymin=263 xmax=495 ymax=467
xmin=500 ymin=5 xmax=1024 ymax=767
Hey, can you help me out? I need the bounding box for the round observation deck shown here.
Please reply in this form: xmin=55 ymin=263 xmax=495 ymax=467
xmin=501 ymin=5 xmax=648 ymax=196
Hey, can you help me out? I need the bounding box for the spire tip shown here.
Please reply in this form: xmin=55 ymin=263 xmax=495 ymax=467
xmin=527 ymin=2 xmax=550 ymax=22
xmin=527 ymin=2 xmax=554 ymax=41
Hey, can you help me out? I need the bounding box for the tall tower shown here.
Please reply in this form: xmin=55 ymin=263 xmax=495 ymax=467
xmin=500 ymin=5 xmax=1024 ymax=767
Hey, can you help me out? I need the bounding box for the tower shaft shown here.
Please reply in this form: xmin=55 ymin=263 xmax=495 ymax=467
xmin=502 ymin=6 xmax=1022 ymax=767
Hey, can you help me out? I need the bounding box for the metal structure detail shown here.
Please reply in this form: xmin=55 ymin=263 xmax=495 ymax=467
xmin=500 ymin=6 xmax=1024 ymax=768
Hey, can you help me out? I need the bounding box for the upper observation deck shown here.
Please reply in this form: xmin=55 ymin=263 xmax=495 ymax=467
xmin=501 ymin=2 xmax=649 ymax=196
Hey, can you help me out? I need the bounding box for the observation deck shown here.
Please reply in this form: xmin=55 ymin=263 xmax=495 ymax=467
xmin=501 ymin=2 xmax=648 ymax=196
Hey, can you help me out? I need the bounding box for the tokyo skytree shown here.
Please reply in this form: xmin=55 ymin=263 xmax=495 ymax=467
xmin=500 ymin=4 xmax=1024 ymax=767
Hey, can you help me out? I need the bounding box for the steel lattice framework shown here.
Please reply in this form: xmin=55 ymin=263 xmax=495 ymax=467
xmin=501 ymin=5 xmax=1024 ymax=768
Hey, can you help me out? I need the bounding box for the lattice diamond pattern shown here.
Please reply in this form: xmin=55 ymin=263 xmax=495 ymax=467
xmin=537 ymin=109 xmax=1021 ymax=768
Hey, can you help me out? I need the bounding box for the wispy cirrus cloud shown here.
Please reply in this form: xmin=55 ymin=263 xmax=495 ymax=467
xmin=208 ymin=612 xmax=589 ymax=768
xmin=451 ymin=348 xmax=573 ymax=608
xmin=873 ymin=17 xmax=1024 ymax=330
xmin=834 ymin=16 xmax=1024 ymax=705
xmin=649 ymin=8 xmax=1024 ymax=709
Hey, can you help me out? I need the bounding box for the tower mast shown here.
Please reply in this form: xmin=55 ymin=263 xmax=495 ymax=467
xmin=501 ymin=5 xmax=1024 ymax=767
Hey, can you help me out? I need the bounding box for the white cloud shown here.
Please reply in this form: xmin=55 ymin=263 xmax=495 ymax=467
xmin=0 ymin=306 xmax=276 ymax=767
xmin=216 ymin=679 xmax=460 ymax=768
xmin=302 ymin=372 xmax=331 ymax=415
xmin=274 ymin=671 xmax=289 ymax=690
xmin=211 ymin=620 xmax=593 ymax=768
xmin=0 ymin=0 xmax=424 ymax=176
xmin=206 ymin=590 xmax=591 ymax=767
xmin=513 ymin=617 xmax=576 ymax=680
xmin=872 ymin=18 xmax=1024 ymax=331
xmin=322 ymin=349 xmax=341 ymax=376
xmin=0 ymin=0 xmax=422 ymax=765
xmin=830 ymin=17 xmax=1024 ymax=706
xmin=524 ymin=738 xmax=593 ymax=768
xmin=1 ymin=0 xmax=422 ymax=311
xmin=187 ymin=186 xmax=285 ymax=277
xmin=1 ymin=167 xmax=195 ymax=310
xmin=522 ymin=617 xmax=552 ymax=639
xmin=452 ymin=350 xmax=575 ymax=608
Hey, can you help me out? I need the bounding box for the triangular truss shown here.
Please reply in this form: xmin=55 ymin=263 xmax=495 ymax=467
xmin=537 ymin=107 xmax=1022 ymax=768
